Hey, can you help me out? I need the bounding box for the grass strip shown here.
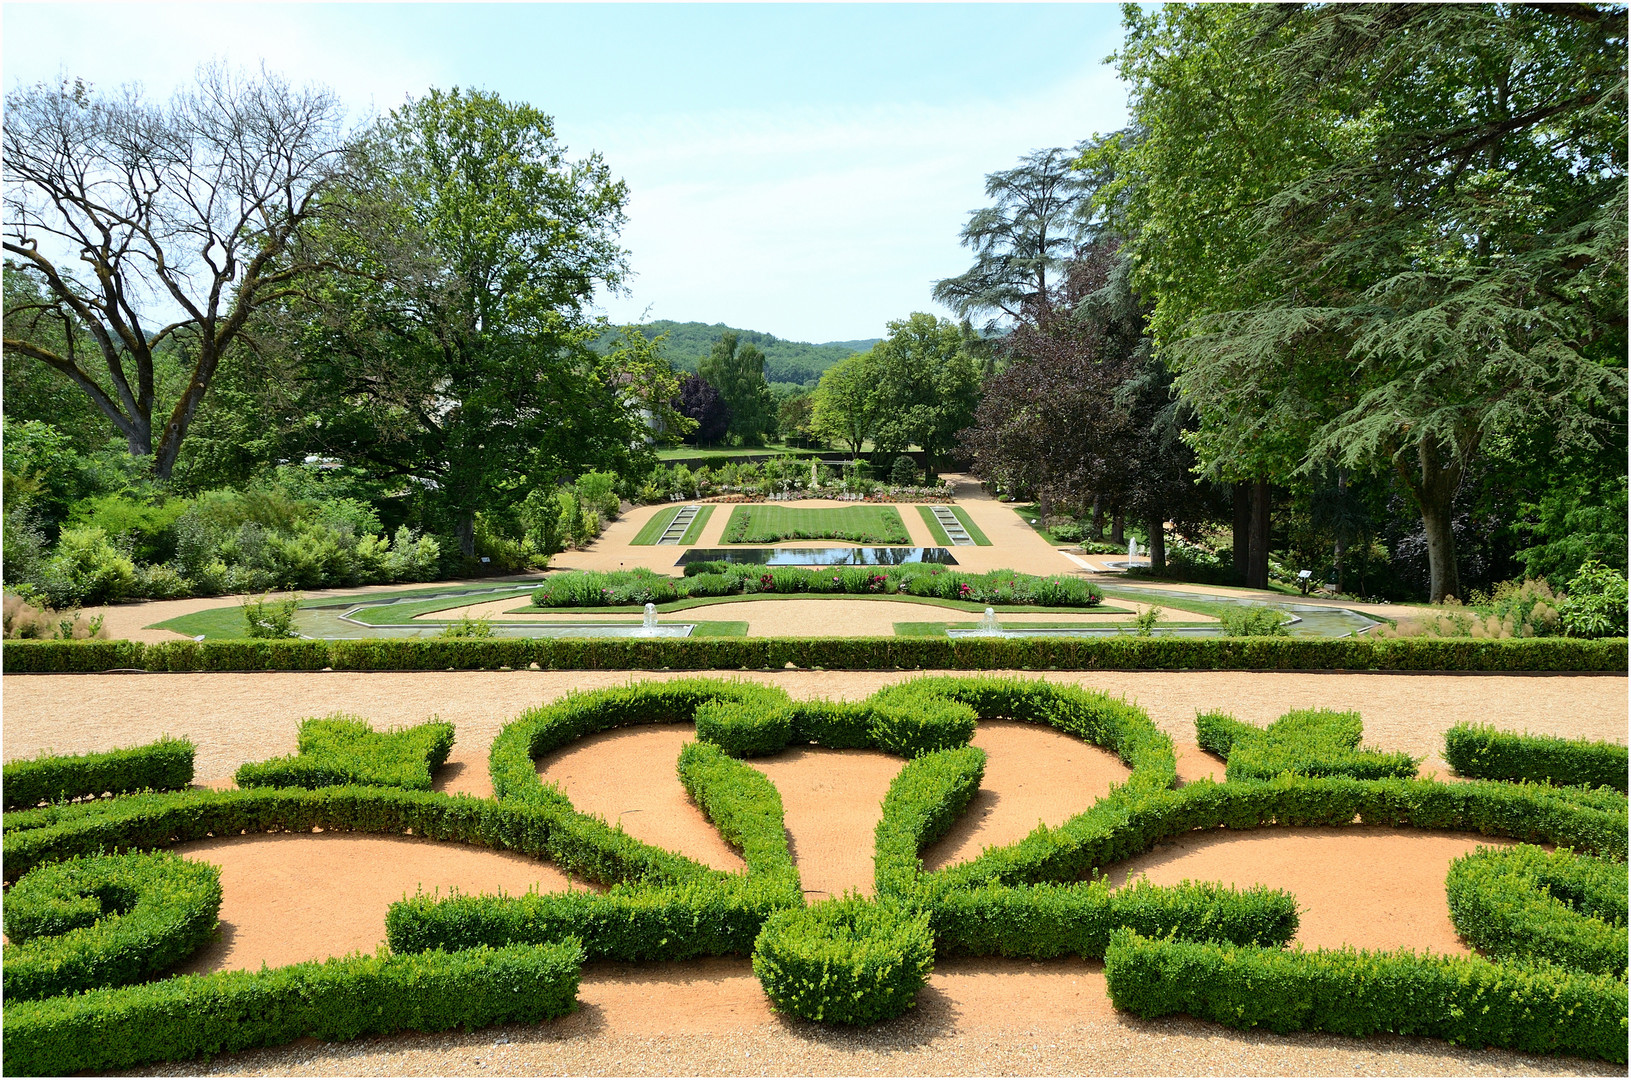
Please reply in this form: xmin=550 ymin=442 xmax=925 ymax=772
xmin=948 ymin=506 xmax=991 ymax=545
xmin=679 ymin=504 xmax=714 ymax=545
xmin=689 ymin=621 xmax=749 ymax=637
xmin=916 ymin=505 xmax=952 ymax=546
xmin=631 ymin=507 xmax=683 ymax=545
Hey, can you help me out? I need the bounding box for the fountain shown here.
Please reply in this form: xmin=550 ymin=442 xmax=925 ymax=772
xmin=636 ymin=602 xmax=659 ymax=636
xmin=975 ymin=607 xmax=1002 ymax=635
xmin=1128 ymin=537 xmax=1139 ymax=562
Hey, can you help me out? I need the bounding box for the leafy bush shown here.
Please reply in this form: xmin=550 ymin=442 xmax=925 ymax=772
xmin=1104 ymin=928 xmax=1627 ymax=1064
xmin=438 ymin=614 xmax=495 ymax=639
xmin=1559 ymin=558 xmax=1629 ymax=638
xmin=575 ymin=471 xmax=621 ymax=521
xmin=3 ymin=850 xmax=221 ymax=1000
xmin=3 ymin=940 xmax=583 ymax=1077
xmin=240 ymin=592 xmax=301 ymax=638
xmin=683 ymin=560 xmax=732 ymax=577
xmin=1443 ymin=724 xmax=1627 ymax=791
xmin=889 ymin=455 xmax=920 ymax=486
xmin=1218 ymin=605 xmax=1291 ymax=637
xmin=752 ymin=896 xmax=935 ymax=1024
xmin=1446 ymin=844 xmax=1627 ymax=977
xmin=694 ymin=699 xmax=794 ymax=757
xmin=2 ymin=736 xmax=195 ymax=811
xmin=38 ymin=526 xmax=136 ymax=607
xmin=1195 ymin=709 xmax=1419 ymax=781
xmin=234 ymin=715 xmax=454 ymax=791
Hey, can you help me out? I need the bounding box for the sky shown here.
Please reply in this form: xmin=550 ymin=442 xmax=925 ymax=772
xmin=3 ymin=3 xmax=1131 ymax=343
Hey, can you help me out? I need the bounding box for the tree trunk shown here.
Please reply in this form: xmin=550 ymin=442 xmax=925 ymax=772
xmin=1232 ymin=482 xmax=1251 ymax=584
xmin=1147 ymin=516 xmax=1166 ymax=575
xmin=1333 ymin=470 xmax=1348 ymax=592
xmin=1036 ymin=491 xmax=1051 ymax=520
xmin=1399 ymin=439 xmax=1464 ymax=604
xmin=1089 ymin=495 xmax=1103 ymax=541
xmin=456 ymin=513 xmax=476 ymax=559
xmin=1110 ymin=510 xmax=1125 ymax=545
xmin=1247 ymin=479 xmax=1271 ymax=590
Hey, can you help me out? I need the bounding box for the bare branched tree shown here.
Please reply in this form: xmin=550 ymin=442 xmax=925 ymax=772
xmin=3 ymin=65 xmax=350 ymax=477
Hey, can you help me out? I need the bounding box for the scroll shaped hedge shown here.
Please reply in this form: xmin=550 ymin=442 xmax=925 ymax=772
xmin=1195 ymin=709 xmax=1419 ymax=781
xmin=3 ymin=850 xmax=221 ymax=1001
xmin=1444 ymin=724 xmax=1628 ymax=792
xmin=1446 ymin=845 xmax=1627 ymax=977
xmin=2 ymin=736 xmax=194 ymax=811
xmin=235 ymin=715 xmax=454 ymax=790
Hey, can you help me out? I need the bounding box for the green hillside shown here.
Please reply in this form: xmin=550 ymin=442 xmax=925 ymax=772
xmin=597 ymin=320 xmax=880 ymax=387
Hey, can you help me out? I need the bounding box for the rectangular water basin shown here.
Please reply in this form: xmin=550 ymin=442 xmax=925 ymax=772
xmin=679 ymin=547 xmax=958 ymax=567
xmin=948 ymin=626 xmax=1223 ymax=639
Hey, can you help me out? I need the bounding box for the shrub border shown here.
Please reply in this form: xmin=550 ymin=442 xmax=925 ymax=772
xmin=5 ymin=635 xmax=1625 ymax=674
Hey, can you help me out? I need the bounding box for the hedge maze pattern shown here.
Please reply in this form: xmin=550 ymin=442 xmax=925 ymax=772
xmin=2 ymin=678 xmax=1626 ymax=1073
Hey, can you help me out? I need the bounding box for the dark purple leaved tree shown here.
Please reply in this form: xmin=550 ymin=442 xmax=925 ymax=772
xmin=673 ymin=374 xmax=733 ymax=446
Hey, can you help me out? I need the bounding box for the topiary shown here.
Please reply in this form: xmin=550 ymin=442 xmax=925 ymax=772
xmin=752 ymin=895 xmax=934 ymax=1024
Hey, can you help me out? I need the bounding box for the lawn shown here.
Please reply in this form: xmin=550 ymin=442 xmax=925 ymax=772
xmin=915 ymin=505 xmax=991 ymax=546
xmin=722 ymin=505 xmax=909 ymax=544
xmin=630 ymin=504 xmax=713 ymax=545
xmin=656 ymin=443 xmax=801 ymax=462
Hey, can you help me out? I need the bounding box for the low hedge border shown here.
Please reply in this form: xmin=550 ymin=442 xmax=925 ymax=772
xmin=1104 ymin=928 xmax=1628 ymax=1064
xmin=1446 ymin=844 xmax=1628 ymax=977
xmin=2 ymin=850 xmax=222 ymax=1001
xmin=1444 ymin=723 xmax=1629 ymax=792
xmin=3 ymin=940 xmax=584 ymax=1077
xmin=5 ymin=635 xmax=1626 ymax=673
xmin=1195 ymin=709 xmax=1419 ymax=781
xmin=2 ymin=736 xmax=195 ymax=811
xmin=235 ymin=715 xmax=455 ymax=791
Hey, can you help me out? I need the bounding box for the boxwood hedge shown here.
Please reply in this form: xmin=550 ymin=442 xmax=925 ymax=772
xmin=235 ymin=715 xmax=455 ymax=791
xmin=2 ymin=736 xmax=195 ymax=811
xmin=1444 ymin=724 xmax=1628 ymax=792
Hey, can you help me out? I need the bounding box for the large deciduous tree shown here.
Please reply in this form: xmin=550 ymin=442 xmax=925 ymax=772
xmin=673 ymin=374 xmax=732 ymax=446
xmin=2 ymin=67 xmax=351 ymax=478
xmin=271 ymin=86 xmax=636 ymax=555
xmin=1108 ymin=3 xmax=1627 ymax=602
xmin=810 ymin=351 xmax=877 ymax=456
xmin=697 ymin=331 xmax=775 ymax=445
xmin=868 ymin=313 xmax=983 ymax=479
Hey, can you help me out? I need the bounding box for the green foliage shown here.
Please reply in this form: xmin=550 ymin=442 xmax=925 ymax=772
xmin=2 ymin=941 xmax=583 ymax=1077
xmin=64 ymin=495 xmax=189 ymax=564
xmin=1217 ymin=605 xmax=1290 ymax=637
xmin=1443 ymin=724 xmax=1628 ymax=793
xmin=234 ymin=715 xmax=454 ymax=791
xmin=694 ymin=699 xmax=794 ymax=758
xmin=39 ymin=527 xmax=136 ymax=607
xmin=1446 ymin=845 xmax=1627 ymax=978
xmin=240 ymin=592 xmax=301 ymax=638
xmin=720 ymin=505 xmax=910 ymax=544
xmin=752 ymin=896 xmax=935 ymax=1025
xmin=437 ymin=613 xmax=495 ymax=638
xmin=873 ymin=746 xmax=987 ymax=895
xmin=866 ymin=313 xmax=983 ymax=476
xmin=1104 ymin=928 xmax=1627 ymax=1064
xmin=932 ymin=879 xmax=1299 ymax=960
xmin=531 ymin=567 xmax=679 ymax=607
xmin=3 ymin=851 xmax=221 ymax=1000
xmin=1195 ymin=709 xmax=1419 ymax=782
xmin=5 ymin=633 xmax=1625 ymax=675
xmin=699 ymin=332 xmax=776 ymax=444
xmin=1130 ymin=606 xmax=1161 ymax=636
xmin=2 ymin=736 xmax=195 ymax=812
xmin=1559 ymin=558 xmax=1629 ymax=639
xmin=867 ymin=697 xmax=977 ymax=758
xmin=889 ymin=455 xmax=920 ymax=486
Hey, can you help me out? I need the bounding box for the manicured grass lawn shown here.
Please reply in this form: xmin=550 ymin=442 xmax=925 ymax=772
xmin=655 ymin=443 xmax=801 ymax=461
xmin=894 ymin=618 xmax=1210 ymax=637
xmin=722 ymin=505 xmax=909 ymax=544
xmin=1010 ymin=504 xmax=1076 ymax=545
xmin=689 ymin=620 xmax=747 ymax=637
xmin=149 ymin=606 xmax=252 ymax=639
xmin=915 ymin=505 xmax=991 ymax=546
xmin=679 ymin=504 xmax=713 ymax=544
xmin=514 ymin=594 xmax=1136 ymax=616
xmin=631 ymin=506 xmax=682 ymax=545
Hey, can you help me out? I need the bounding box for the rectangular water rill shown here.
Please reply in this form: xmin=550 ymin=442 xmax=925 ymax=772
xmin=677 ymin=547 xmax=959 ymax=567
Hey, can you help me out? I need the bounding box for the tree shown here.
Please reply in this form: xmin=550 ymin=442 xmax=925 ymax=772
xmin=271 ymin=87 xmax=635 ymax=555
xmin=2 ymin=67 xmax=351 ymax=478
xmin=1106 ymin=3 xmax=1627 ymax=601
xmin=698 ymin=331 xmax=774 ymax=444
xmin=868 ymin=313 xmax=982 ymax=479
xmin=673 ymin=374 xmax=732 ymax=446
xmin=932 ymin=148 xmax=1093 ymax=332
xmin=810 ymin=351 xmax=877 ymax=455
xmin=776 ymin=391 xmax=816 ymax=448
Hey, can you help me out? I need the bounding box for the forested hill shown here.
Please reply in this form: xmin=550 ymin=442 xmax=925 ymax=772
xmin=597 ymin=320 xmax=880 ymax=386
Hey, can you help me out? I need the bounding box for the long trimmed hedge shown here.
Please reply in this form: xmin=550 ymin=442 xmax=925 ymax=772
xmin=2 ymin=736 xmax=195 ymax=811
xmin=1444 ymin=723 xmax=1629 ymax=791
xmin=3 ymin=940 xmax=584 ymax=1076
xmin=1446 ymin=845 xmax=1627 ymax=977
xmin=5 ymin=634 xmax=1625 ymax=673
xmin=1104 ymin=929 xmax=1627 ymax=1064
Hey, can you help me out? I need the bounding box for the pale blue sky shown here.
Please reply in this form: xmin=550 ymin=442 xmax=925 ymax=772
xmin=3 ymin=3 xmax=1130 ymax=342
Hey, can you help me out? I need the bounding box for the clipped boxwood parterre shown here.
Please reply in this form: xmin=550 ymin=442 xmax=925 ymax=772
xmin=2 ymin=675 xmax=1626 ymax=1071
